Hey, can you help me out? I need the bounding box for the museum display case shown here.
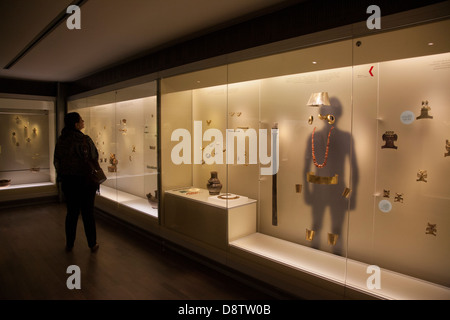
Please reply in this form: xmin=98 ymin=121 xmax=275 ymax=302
xmin=67 ymin=81 xmax=159 ymax=221
xmin=160 ymin=19 xmax=450 ymax=299
xmin=0 ymin=96 xmax=57 ymax=202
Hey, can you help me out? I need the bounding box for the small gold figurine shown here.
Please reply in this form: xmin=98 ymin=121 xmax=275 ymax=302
xmin=108 ymin=153 xmax=118 ymax=172
xmin=394 ymin=193 xmax=404 ymax=203
xmin=416 ymin=100 xmax=433 ymax=120
xmin=382 ymin=131 xmax=398 ymax=149
xmin=383 ymin=189 xmax=390 ymax=198
xmin=416 ymin=170 xmax=427 ymax=182
xmin=425 ymin=223 xmax=437 ymax=236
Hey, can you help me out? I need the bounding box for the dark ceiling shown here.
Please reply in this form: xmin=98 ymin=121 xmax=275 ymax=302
xmin=0 ymin=0 xmax=296 ymax=83
xmin=0 ymin=0 xmax=448 ymax=98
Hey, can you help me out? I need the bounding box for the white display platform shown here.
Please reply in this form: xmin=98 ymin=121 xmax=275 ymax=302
xmin=166 ymin=188 xmax=256 ymax=208
xmin=0 ymin=181 xmax=58 ymax=202
xmin=230 ymin=233 xmax=450 ymax=300
xmin=98 ymin=185 xmax=158 ymax=218
xmin=0 ymin=181 xmax=54 ymax=189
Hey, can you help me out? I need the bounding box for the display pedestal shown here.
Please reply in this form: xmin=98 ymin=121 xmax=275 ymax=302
xmin=164 ymin=188 xmax=256 ymax=250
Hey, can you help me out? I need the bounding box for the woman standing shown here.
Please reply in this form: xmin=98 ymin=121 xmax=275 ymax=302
xmin=54 ymin=112 xmax=99 ymax=252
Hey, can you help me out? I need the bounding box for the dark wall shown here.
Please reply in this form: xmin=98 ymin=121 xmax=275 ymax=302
xmin=0 ymin=0 xmax=447 ymax=97
xmin=0 ymin=78 xmax=57 ymax=97
xmin=67 ymin=0 xmax=448 ymax=96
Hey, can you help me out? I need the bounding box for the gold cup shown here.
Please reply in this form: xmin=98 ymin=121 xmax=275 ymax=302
xmin=305 ymin=229 xmax=315 ymax=241
xmin=327 ymin=233 xmax=339 ymax=246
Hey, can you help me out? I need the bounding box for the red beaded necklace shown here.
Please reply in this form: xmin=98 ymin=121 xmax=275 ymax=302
xmin=312 ymin=126 xmax=334 ymax=168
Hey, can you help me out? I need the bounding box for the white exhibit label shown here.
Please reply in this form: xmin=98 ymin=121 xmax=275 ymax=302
xmin=378 ymin=199 xmax=392 ymax=213
xmin=400 ymin=111 xmax=415 ymax=125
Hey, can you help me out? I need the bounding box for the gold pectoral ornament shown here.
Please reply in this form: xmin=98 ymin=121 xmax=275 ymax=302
xmin=306 ymin=172 xmax=338 ymax=185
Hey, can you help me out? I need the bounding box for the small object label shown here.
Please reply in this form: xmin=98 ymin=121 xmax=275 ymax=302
xmin=400 ymin=111 xmax=415 ymax=125
xmin=378 ymin=199 xmax=392 ymax=213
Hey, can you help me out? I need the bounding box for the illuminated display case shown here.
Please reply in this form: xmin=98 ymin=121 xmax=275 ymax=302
xmin=161 ymin=19 xmax=450 ymax=299
xmin=0 ymin=96 xmax=57 ymax=201
xmin=67 ymin=82 xmax=159 ymax=223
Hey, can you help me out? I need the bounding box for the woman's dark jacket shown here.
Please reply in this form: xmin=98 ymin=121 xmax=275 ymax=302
xmin=54 ymin=128 xmax=98 ymax=180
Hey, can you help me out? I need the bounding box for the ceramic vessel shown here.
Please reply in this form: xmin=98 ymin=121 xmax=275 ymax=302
xmin=207 ymin=171 xmax=222 ymax=195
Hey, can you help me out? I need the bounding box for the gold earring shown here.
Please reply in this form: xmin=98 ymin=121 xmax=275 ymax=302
xmin=318 ymin=114 xmax=335 ymax=125
xmin=327 ymin=114 xmax=335 ymax=125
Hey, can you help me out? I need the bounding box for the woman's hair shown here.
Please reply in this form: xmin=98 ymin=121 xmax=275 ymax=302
xmin=64 ymin=112 xmax=81 ymax=130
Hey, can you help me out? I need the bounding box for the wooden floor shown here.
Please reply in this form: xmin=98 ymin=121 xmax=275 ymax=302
xmin=0 ymin=201 xmax=290 ymax=300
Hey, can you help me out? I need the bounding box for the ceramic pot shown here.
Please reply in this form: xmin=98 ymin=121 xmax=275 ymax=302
xmin=207 ymin=171 xmax=222 ymax=195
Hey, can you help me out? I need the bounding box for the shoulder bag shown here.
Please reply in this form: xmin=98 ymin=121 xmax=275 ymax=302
xmin=83 ymin=136 xmax=107 ymax=185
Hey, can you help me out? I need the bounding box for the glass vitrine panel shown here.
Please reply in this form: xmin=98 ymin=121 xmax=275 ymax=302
xmin=348 ymin=19 xmax=450 ymax=298
xmin=67 ymin=81 xmax=158 ymax=218
xmin=0 ymin=97 xmax=55 ymax=188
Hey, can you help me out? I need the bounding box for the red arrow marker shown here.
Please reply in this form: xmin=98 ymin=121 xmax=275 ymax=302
xmin=369 ymin=66 xmax=374 ymax=76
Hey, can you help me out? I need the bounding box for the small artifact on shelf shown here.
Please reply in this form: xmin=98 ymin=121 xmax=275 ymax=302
xmin=146 ymin=190 xmax=158 ymax=208
xmin=206 ymin=171 xmax=222 ymax=195
xmin=425 ymin=223 xmax=437 ymax=236
xmin=217 ymin=193 xmax=240 ymax=200
xmin=383 ymin=189 xmax=390 ymax=198
xmin=381 ymin=131 xmax=398 ymax=149
xmin=445 ymin=140 xmax=450 ymax=157
xmin=179 ymin=188 xmax=200 ymax=194
xmin=416 ymin=100 xmax=433 ymax=119
xmin=108 ymin=153 xmax=118 ymax=172
xmin=0 ymin=179 xmax=11 ymax=187
xmin=416 ymin=170 xmax=427 ymax=182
